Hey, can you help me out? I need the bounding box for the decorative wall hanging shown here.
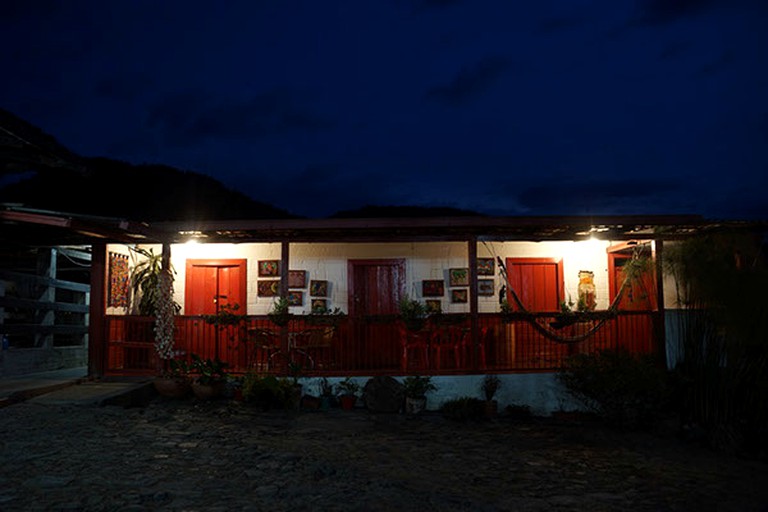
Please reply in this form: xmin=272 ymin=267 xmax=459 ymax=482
xmin=258 ymin=260 xmax=280 ymax=277
xmin=288 ymin=270 xmax=307 ymax=289
xmin=448 ymin=268 xmax=469 ymax=287
xmin=425 ymin=300 xmax=442 ymax=314
xmin=451 ymin=289 xmax=468 ymax=303
xmin=287 ymin=291 xmax=303 ymax=306
xmin=310 ymin=280 xmax=328 ymax=297
xmin=108 ymin=252 xmax=129 ymax=308
xmin=257 ymin=280 xmax=279 ymax=297
xmin=577 ymin=270 xmax=597 ymax=311
xmin=477 ymin=279 xmax=495 ymax=296
xmin=477 ymin=258 xmax=495 ymax=276
xmin=311 ymin=298 xmax=327 ymax=313
xmin=422 ymin=279 xmax=445 ymax=297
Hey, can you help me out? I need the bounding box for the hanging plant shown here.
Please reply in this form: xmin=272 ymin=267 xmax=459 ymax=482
xmin=154 ymin=269 xmax=177 ymax=359
xmin=130 ymin=247 xmax=180 ymax=316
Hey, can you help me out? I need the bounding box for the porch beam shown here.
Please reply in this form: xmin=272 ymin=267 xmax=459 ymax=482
xmin=468 ymin=236 xmax=480 ymax=371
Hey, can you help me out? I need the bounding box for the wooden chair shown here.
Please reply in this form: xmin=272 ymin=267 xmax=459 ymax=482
xmin=398 ymin=323 xmax=430 ymax=372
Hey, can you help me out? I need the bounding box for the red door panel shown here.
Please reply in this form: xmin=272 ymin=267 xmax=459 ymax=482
xmin=505 ymin=257 xmax=563 ymax=312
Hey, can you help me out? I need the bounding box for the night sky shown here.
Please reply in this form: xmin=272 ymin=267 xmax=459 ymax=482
xmin=2 ymin=0 xmax=767 ymax=219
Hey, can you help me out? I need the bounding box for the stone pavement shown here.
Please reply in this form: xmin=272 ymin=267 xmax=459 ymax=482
xmin=2 ymin=395 xmax=768 ymax=512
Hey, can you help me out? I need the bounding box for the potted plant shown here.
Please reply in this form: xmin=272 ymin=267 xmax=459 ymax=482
xmin=402 ymin=375 xmax=437 ymax=415
xmin=481 ymin=374 xmax=501 ymax=418
xmin=190 ymin=354 xmax=228 ymax=400
xmin=399 ymin=296 xmax=427 ymax=331
xmin=153 ymin=358 xmax=191 ymax=399
xmin=335 ymin=377 xmax=360 ymax=411
xmin=268 ymin=297 xmax=291 ymax=327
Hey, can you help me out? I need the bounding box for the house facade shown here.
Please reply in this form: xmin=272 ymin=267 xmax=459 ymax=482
xmin=2 ymin=208 xmax=729 ymax=412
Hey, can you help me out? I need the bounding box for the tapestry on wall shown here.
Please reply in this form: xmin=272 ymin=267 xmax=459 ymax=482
xmin=108 ymin=252 xmax=130 ymax=308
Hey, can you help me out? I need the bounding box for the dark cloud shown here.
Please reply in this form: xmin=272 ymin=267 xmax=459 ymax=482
xmin=517 ymin=179 xmax=683 ymax=215
xmin=147 ymin=89 xmax=330 ymax=146
xmin=425 ymin=57 xmax=510 ymax=106
xmin=635 ymin=0 xmax=716 ymax=25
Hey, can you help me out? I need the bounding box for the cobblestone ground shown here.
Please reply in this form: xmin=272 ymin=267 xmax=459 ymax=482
xmin=1 ymin=398 xmax=767 ymax=512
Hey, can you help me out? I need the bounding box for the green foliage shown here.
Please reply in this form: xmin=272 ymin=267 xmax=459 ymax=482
xmin=130 ymin=247 xmax=179 ymax=316
xmin=665 ymin=233 xmax=768 ymax=456
xmin=558 ymin=349 xmax=669 ymax=429
xmin=305 ymin=306 xmax=346 ymax=325
xmin=203 ymin=303 xmax=246 ymax=327
xmin=402 ymin=375 xmax=437 ymax=398
xmin=241 ymin=373 xmax=297 ymax=410
xmin=441 ymin=397 xmax=485 ymax=421
xmin=399 ymin=296 xmax=427 ymax=331
xmin=190 ymin=354 xmax=228 ymax=385
xmin=162 ymin=358 xmax=190 ymax=379
xmin=268 ymin=297 xmax=291 ymax=326
xmin=335 ymin=377 xmax=360 ymax=397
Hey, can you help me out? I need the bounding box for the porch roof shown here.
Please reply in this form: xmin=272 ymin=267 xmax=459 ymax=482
xmin=153 ymin=214 xmax=756 ymax=244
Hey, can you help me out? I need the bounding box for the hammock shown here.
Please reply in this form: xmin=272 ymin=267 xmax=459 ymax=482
xmin=496 ymin=255 xmax=638 ymax=345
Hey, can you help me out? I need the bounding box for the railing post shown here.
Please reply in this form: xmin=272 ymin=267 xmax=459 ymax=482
xmin=654 ymin=239 xmax=668 ymax=368
xmin=468 ymin=236 xmax=479 ymax=372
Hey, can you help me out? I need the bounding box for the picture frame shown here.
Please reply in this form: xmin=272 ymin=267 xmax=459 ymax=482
xmin=257 ymin=280 xmax=279 ymax=297
xmin=448 ymin=268 xmax=469 ymax=287
xmin=477 ymin=258 xmax=495 ymax=276
xmin=311 ymin=298 xmax=327 ymax=313
xmin=309 ymin=280 xmax=328 ymax=297
xmin=258 ymin=260 xmax=280 ymax=277
xmin=425 ymin=300 xmax=442 ymax=314
xmin=288 ymin=270 xmax=307 ymax=289
xmin=287 ymin=291 xmax=303 ymax=306
xmin=451 ymin=289 xmax=468 ymax=303
xmin=477 ymin=279 xmax=495 ymax=296
xmin=422 ymin=279 xmax=445 ymax=297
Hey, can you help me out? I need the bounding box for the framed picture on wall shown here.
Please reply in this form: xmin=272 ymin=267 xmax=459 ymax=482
xmin=448 ymin=268 xmax=469 ymax=287
xmin=477 ymin=258 xmax=495 ymax=276
xmin=422 ymin=279 xmax=445 ymax=297
xmin=287 ymin=291 xmax=303 ymax=306
xmin=477 ymin=279 xmax=495 ymax=296
xmin=311 ymin=298 xmax=327 ymax=313
xmin=310 ymin=280 xmax=328 ymax=297
xmin=288 ymin=270 xmax=307 ymax=289
xmin=258 ymin=260 xmax=280 ymax=277
xmin=451 ymin=289 xmax=468 ymax=303
xmin=425 ymin=300 xmax=442 ymax=314
xmin=257 ymin=280 xmax=279 ymax=297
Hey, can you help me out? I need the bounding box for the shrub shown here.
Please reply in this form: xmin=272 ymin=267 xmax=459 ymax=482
xmin=440 ymin=397 xmax=485 ymax=421
xmin=558 ymin=348 xmax=669 ymax=429
xmin=241 ymin=373 xmax=296 ymax=410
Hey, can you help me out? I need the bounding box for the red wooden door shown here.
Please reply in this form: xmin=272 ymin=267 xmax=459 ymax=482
xmin=347 ymin=259 xmax=405 ymax=370
xmin=185 ymin=259 xmax=247 ymax=364
xmin=505 ymin=257 xmax=565 ymax=368
xmin=608 ymin=251 xmax=655 ymax=354
xmin=505 ymin=258 xmax=564 ymax=312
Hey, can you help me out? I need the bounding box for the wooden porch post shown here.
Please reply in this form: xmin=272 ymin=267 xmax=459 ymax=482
xmin=159 ymin=241 xmax=172 ymax=374
xmin=280 ymin=241 xmax=290 ymax=373
xmin=88 ymin=241 xmax=106 ymax=378
xmin=654 ymin=239 xmax=668 ymax=368
xmin=468 ymin=236 xmax=480 ymax=371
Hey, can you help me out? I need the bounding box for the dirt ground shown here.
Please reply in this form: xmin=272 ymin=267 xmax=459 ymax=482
xmin=1 ymin=398 xmax=767 ymax=511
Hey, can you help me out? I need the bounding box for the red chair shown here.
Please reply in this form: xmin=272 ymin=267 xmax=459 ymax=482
xmin=460 ymin=326 xmax=488 ymax=369
xmin=431 ymin=327 xmax=464 ymax=370
xmin=398 ymin=323 xmax=430 ymax=371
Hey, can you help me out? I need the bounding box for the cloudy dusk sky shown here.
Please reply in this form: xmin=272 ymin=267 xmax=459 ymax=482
xmin=1 ymin=0 xmax=767 ymax=219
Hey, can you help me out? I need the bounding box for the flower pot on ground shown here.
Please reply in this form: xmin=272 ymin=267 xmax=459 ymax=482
xmin=402 ymin=375 xmax=437 ymax=415
xmin=153 ymin=358 xmax=191 ymax=399
xmin=190 ymin=354 xmax=228 ymax=400
xmin=335 ymin=377 xmax=360 ymax=411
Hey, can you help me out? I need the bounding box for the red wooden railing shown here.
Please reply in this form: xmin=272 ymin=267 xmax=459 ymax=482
xmin=105 ymin=312 xmax=659 ymax=376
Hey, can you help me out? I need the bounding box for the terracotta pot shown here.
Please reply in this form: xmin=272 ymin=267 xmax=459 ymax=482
xmin=339 ymin=394 xmax=356 ymax=411
xmin=191 ymin=381 xmax=224 ymax=400
xmin=153 ymin=377 xmax=191 ymax=399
